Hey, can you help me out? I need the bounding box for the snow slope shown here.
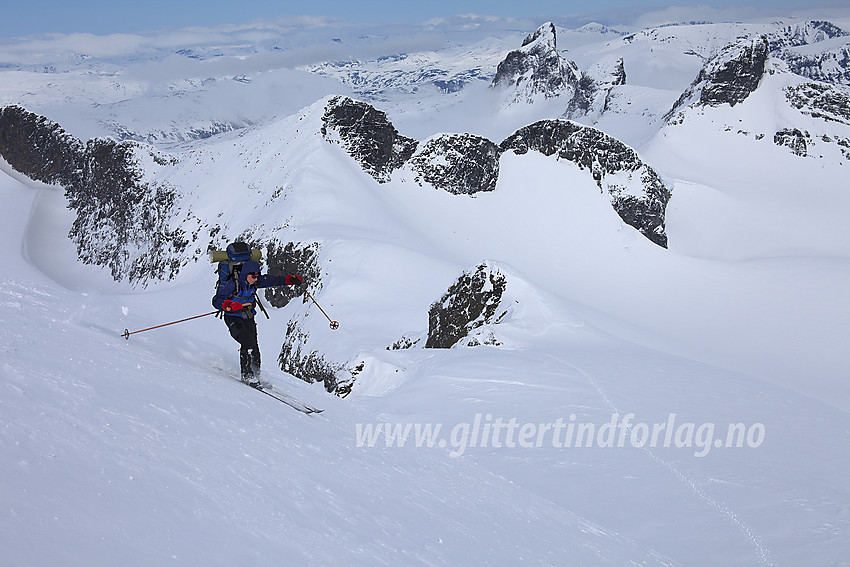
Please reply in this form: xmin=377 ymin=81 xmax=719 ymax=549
xmin=2 ymin=171 xmax=678 ymax=566
xmin=2 ymin=14 xmax=850 ymax=567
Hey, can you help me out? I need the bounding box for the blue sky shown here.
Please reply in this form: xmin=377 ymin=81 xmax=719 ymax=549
xmin=2 ymin=0 xmax=843 ymax=38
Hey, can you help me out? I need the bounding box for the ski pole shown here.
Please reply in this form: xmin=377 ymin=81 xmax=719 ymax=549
xmin=304 ymin=289 xmax=339 ymax=330
xmin=122 ymin=310 xmax=219 ymax=340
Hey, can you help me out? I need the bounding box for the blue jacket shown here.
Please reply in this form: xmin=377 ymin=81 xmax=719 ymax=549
xmin=212 ymin=263 xmax=288 ymax=319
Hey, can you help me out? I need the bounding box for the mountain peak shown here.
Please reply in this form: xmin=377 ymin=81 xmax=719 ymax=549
xmin=667 ymin=35 xmax=770 ymax=119
xmin=490 ymin=22 xmax=581 ymax=104
xmin=521 ymin=21 xmax=557 ymax=49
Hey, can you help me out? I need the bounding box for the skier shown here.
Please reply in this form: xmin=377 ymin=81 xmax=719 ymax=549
xmin=212 ymin=259 xmax=303 ymax=386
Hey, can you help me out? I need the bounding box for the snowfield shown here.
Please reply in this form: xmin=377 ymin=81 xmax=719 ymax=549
xmin=2 ymin=12 xmax=849 ymax=567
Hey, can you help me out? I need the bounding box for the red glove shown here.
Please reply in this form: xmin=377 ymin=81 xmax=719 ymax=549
xmin=221 ymin=300 xmax=243 ymax=311
xmin=285 ymin=274 xmax=304 ymax=286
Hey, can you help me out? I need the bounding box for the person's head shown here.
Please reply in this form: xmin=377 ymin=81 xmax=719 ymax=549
xmin=242 ymin=260 xmax=261 ymax=283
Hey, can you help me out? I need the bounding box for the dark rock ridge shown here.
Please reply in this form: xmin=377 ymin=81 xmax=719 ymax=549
xmin=500 ymin=119 xmax=671 ymax=247
xmin=425 ymin=263 xmax=508 ymax=348
xmin=278 ymin=320 xmax=347 ymax=396
xmin=490 ymin=22 xmax=583 ymax=105
xmin=667 ymin=23 xmax=849 ymax=119
xmin=668 ymin=36 xmax=770 ymax=118
xmin=0 ymin=105 xmax=189 ymax=284
xmin=0 ymin=105 xmax=84 ymax=185
xmin=408 ymin=134 xmax=501 ymax=195
xmin=321 ymin=95 xmax=417 ymax=183
xmin=600 ymin=59 xmax=627 ymax=114
xmin=324 ymin=96 xmax=670 ymax=246
xmin=68 ymin=139 xmax=187 ymax=283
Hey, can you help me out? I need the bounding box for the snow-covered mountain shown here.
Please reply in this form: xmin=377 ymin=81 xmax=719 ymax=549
xmin=1 ymin=13 xmax=849 ymax=567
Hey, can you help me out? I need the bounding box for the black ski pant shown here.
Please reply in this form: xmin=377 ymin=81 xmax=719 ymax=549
xmin=224 ymin=316 xmax=261 ymax=381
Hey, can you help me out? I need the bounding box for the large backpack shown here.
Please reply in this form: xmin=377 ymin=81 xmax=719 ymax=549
xmin=211 ymin=242 xmax=261 ymax=290
xmin=210 ymin=242 xmax=268 ymax=318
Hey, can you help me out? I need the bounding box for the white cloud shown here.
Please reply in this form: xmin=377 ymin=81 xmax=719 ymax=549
xmin=622 ymin=3 xmax=850 ymax=29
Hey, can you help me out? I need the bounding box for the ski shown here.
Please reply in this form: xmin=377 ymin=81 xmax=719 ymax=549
xmin=253 ymin=382 xmax=324 ymax=414
xmin=213 ymin=364 xmax=324 ymax=414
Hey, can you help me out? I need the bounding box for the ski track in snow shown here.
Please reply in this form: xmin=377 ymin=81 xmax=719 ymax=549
xmin=562 ymin=357 xmax=773 ymax=567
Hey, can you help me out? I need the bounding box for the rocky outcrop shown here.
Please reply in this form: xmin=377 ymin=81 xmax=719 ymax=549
xmin=574 ymin=56 xmax=626 ymax=118
xmin=786 ymin=82 xmax=850 ymax=125
xmin=321 ymin=95 xmax=417 ymax=183
xmin=262 ymin=242 xmax=350 ymax=396
xmin=490 ymin=22 xmax=583 ymax=105
xmin=408 ymin=133 xmax=501 ymax=195
xmin=668 ymin=36 xmax=770 ymax=118
xmin=262 ymin=241 xmax=321 ymax=308
xmin=320 ymin=96 xmax=670 ymax=244
xmin=609 ymin=57 xmax=627 ymax=87
xmin=0 ymin=105 xmax=188 ymax=284
xmin=425 ymin=263 xmax=508 ymax=348
xmin=774 ymin=128 xmax=809 ymax=156
xmin=0 ymin=105 xmax=83 ymax=186
xmin=500 ymin=119 xmax=671 ymax=247
xmin=278 ymin=320 xmax=347 ymax=395
xmin=319 ymin=97 xmax=669 ymax=245
xmin=67 ymin=138 xmax=188 ymax=283
xmin=695 ymin=35 xmax=769 ymax=106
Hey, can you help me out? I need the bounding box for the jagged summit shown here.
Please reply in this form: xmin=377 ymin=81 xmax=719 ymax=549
xmin=490 ymin=22 xmax=582 ymax=104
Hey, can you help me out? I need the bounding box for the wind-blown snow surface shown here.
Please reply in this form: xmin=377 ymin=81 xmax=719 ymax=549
xmin=2 ymin=15 xmax=850 ymax=567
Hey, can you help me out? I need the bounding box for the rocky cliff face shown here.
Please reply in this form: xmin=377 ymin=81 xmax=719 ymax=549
xmin=68 ymin=138 xmax=188 ymax=283
xmin=0 ymin=105 xmax=83 ymax=186
xmin=321 ymin=95 xmax=418 ymax=183
xmin=0 ymin=105 xmax=189 ymax=284
xmin=278 ymin=320 xmax=347 ymax=395
xmin=490 ymin=22 xmax=583 ymax=105
xmin=668 ymin=36 xmax=770 ymax=118
xmin=500 ymin=119 xmax=671 ymax=247
xmin=425 ymin=263 xmax=508 ymax=348
xmin=407 ymin=133 xmax=501 ymax=195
